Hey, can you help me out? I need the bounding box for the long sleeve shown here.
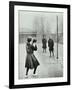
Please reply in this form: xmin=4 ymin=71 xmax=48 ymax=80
xmin=34 ymin=45 xmax=37 ymax=51
xmin=32 ymin=45 xmax=37 ymax=51
xmin=48 ymin=40 xmax=50 ymax=47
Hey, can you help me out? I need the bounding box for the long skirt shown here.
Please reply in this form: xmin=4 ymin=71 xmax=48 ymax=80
xmin=49 ymin=47 xmax=54 ymax=52
xmin=25 ymin=53 xmax=40 ymax=69
xmin=42 ymin=44 xmax=47 ymax=49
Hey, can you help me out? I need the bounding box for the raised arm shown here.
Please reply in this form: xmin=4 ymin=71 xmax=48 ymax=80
xmin=32 ymin=44 xmax=37 ymax=51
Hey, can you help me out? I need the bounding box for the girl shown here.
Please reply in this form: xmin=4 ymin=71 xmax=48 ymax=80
xmin=31 ymin=39 xmax=40 ymax=75
xmin=25 ymin=38 xmax=40 ymax=77
xmin=25 ymin=37 xmax=33 ymax=77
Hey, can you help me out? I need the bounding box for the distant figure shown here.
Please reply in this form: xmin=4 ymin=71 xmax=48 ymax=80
xmin=48 ymin=38 xmax=54 ymax=57
xmin=25 ymin=37 xmax=40 ymax=77
xmin=42 ymin=36 xmax=47 ymax=53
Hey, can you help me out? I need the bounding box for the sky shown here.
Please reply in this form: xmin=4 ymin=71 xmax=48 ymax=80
xmin=19 ymin=10 xmax=63 ymax=34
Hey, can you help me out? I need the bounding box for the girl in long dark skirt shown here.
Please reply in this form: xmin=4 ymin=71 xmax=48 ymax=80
xmin=31 ymin=39 xmax=40 ymax=76
xmin=25 ymin=37 xmax=33 ymax=77
xmin=25 ymin=38 xmax=40 ymax=77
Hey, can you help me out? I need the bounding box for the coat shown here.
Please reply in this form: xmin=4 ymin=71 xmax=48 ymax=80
xmin=25 ymin=43 xmax=40 ymax=69
xmin=42 ymin=38 xmax=47 ymax=49
xmin=48 ymin=39 xmax=54 ymax=51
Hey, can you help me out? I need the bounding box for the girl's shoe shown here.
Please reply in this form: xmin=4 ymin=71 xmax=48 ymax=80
xmin=25 ymin=74 xmax=28 ymax=78
xmin=33 ymin=73 xmax=37 ymax=77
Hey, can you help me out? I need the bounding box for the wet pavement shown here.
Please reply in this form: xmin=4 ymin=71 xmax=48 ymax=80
xmin=18 ymin=43 xmax=63 ymax=79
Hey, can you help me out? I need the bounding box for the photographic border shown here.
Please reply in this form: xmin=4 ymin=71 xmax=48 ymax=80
xmin=9 ymin=1 xmax=70 ymax=89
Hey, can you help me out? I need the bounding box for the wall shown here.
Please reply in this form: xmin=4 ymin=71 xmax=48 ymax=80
xmin=0 ymin=0 xmax=71 ymax=90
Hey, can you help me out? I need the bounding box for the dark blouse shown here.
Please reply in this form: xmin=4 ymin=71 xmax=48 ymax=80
xmin=26 ymin=43 xmax=37 ymax=54
xmin=26 ymin=43 xmax=32 ymax=54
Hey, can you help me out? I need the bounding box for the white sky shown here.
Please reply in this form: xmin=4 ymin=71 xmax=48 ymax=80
xmin=19 ymin=10 xmax=63 ymax=33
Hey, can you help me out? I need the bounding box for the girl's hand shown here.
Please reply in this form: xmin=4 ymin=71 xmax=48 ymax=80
xmin=33 ymin=43 xmax=36 ymax=47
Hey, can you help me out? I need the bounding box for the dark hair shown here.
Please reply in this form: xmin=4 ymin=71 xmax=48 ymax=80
xmin=33 ymin=39 xmax=37 ymax=43
xmin=27 ymin=37 xmax=32 ymax=42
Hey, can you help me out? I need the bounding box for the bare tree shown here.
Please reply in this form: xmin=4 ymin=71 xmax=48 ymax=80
xmin=33 ymin=16 xmax=39 ymax=33
xmin=40 ymin=16 xmax=46 ymax=38
xmin=46 ymin=20 xmax=51 ymax=38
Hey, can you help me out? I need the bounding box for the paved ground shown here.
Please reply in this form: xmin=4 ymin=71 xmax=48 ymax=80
xmin=18 ymin=43 xmax=63 ymax=79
